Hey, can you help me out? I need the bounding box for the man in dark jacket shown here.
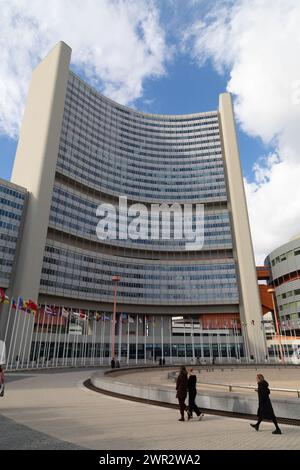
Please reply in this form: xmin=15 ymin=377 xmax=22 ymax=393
xmin=187 ymin=368 xmax=204 ymax=420
xmin=176 ymin=366 xmax=188 ymax=421
xmin=250 ymin=374 xmax=282 ymax=434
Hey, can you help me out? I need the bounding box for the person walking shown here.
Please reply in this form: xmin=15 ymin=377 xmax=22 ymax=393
xmin=110 ymin=357 xmax=116 ymax=369
xmin=187 ymin=368 xmax=204 ymax=420
xmin=176 ymin=365 xmax=188 ymax=421
xmin=250 ymin=374 xmax=282 ymax=434
xmin=0 ymin=365 xmax=4 ymax=397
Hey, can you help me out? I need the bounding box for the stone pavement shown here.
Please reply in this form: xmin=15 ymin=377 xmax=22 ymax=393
xmin=0 ymin=369 xmax=299 ymax=450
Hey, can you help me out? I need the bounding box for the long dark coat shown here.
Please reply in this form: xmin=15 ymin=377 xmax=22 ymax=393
xmin=257 ymin=380 xmax=276 ymax=420
xmin=176 ymin=371 xmax=188 ymax=399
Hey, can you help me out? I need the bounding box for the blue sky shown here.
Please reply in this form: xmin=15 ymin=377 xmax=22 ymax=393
xmin=1 ymin=0 xmax=300 ymax=262
xmin=0 ymin=53 xmax=267 ymax=182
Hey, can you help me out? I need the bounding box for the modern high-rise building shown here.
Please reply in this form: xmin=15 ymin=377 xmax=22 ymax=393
xmin=0 ymin=42 xmax=266 ymax=365
xmin=265 ymin=233 xmax=300 ymax=335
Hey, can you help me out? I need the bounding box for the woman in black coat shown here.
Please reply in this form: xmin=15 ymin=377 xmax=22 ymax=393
xmin=187 ymin=368 xmax=204 ymax=420
xmin=176 ymin=366 xmax=188 ymax=421
xmin=250 ymin=374 xmax=282 ymax=434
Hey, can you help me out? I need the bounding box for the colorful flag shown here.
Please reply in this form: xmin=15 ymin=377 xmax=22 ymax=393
xmin=17 ymin=297 xmax=26 ymax=311
xmin=62 ymin=307 xmax=70 ymax=319
xmin=102 ymin=314 xmax=111 ymax=321
xmin=25 ymin=299 xmax=38 ymax=314
xmin=0 ymin=288 xmax=9 ymax=304
xmin=44 ymin=305 xmax=54 ymax=316
xmin=94 ymin=312 xmax=101 ymax=322
xmin=128 ymin=315 xmax=134 ymax=323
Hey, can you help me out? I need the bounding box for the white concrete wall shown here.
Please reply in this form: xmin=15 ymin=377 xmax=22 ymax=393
xmin=219 ymin=93 xmax=266 ymax=361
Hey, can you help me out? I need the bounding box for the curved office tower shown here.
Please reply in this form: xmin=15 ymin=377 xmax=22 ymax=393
xmin=5 ymin=42 xmax=266 ymax=364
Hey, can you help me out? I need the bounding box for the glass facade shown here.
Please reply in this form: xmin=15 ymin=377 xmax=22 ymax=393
xmin=40 ymin=72 xmax=239 ymax=307
xmin=0 ymin=179 xmax=27 ymax=288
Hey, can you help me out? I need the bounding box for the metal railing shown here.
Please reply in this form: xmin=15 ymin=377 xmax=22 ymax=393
xmin=167 ymin=372 xmax=300 ymax=398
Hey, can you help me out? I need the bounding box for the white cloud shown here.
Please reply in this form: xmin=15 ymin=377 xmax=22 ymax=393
xmin=0 ymin=0 xmax=168 ymax=138
xmin=184 ymin=0 xmax=300 ymax=262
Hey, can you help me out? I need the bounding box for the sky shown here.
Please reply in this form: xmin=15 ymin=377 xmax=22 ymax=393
xmin=0 ymin=0 xmax=300 ymax=263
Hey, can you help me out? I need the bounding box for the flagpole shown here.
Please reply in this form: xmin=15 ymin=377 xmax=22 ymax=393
xmin=118 ymin=313 xmax=122 ymax=363
xmin=20 ymin=312 xmax=31 ymax=369
xmin=152 ymin=315 xmax=155 ymax=364
xmin=16 ymin=310 xmax=27 ymax=370
xmin=28 ymin=309 xmax=38 ymax=369
xmin=135 ymin=314 xmax=138 ymax=365
xmin=3 ymin=299 xmax=13 ymax=369
xmin=127 ymin=315 xmax=130 ymax=365
xmin=144 ymin=315 xmax=147 ymax=365
xmin=191 ymin=317 xmax=195 ymax=365
xmin=102 ymin=315 xmax=106 ymax=364
xmin=41 ymin=307 xmax=51 ymax=368
xmin=55 ymin=308 xmax=63 ymax=367
xmin=216 ymin=321 xmax=221 ymax=363
xmin=47 ymin=313 xmax=55 ymax=367
xmin=10 ymin=301 xmax=22 ymax=370
xmin=183 ymin=318 xmax=187 ymax=364
xmin=100 ymin=315 xmax=103 ymax=365
xmin=161 ymin=315 xmax=164 ymax=364
xmin=75 ymin=314 xmax=81 ymax=367
xmin=32 ymin=306 xmax=46 ymax=367
xmin=199 ymin=317 xmax=204 ymax=361
xmin=3 ymin=299 xmax=13 ymax=346
xmin=91 ymin=314 xmax=95 ymax=366
xmin=62 ymin=309 xmax=69 ymax=367
xmin=84 ymin=312 xmax=89 ymax=367
xmin=80 ymin=315 xmax=85 ymax=366
xmin=169 ymin=316 xmax=173 ymax=365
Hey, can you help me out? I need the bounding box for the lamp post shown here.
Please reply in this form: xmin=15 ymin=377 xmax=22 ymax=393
xmin=267 ymin=287 xmax=285 ymax=365
xmin=111 ymin=275 xmax=120 ymax=361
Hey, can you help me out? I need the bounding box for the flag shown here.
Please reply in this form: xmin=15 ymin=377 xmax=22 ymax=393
xmin=62 ymin=307 xmax=70 ymax=319
xmin=80 ymin=310 xmax=87 ymax=320
xmin=44 ymin=305 xmax=54 ymax=316
xmin=17 ymin=297 xmax=26 ymax=311
xmin=138 ymin=317 xmax=143 ymax=324
xmin=12 ymin=299 xmax=17 ymax=309
xmin=94 ymin=312 xmax=101 ymax=322
xmin=0 ymin=288 xmax=9 ymax=304
xmin=73 ymin=310 xmax=87 ymax=320
xmin=128 ymin=315 xmax=134 ymax=324
xmin=121 ymin=313 xmax=128 ymax=323
xmin=102 ymin=314 xmax=111 ymax=321
xmin=25 ymin=299 xmax=38 ymax=314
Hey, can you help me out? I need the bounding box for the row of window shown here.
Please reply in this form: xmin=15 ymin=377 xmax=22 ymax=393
xmin=0 ymin=185 xmax=26 ymax=200
xmin=270 ymin=248 xmax=300 ymax=266
xmin=64 ymin=95 xmax=221 ymax=138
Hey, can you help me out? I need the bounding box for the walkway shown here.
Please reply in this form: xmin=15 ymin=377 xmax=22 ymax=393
xmin=0 ymin=369 xmax=299 ymax=450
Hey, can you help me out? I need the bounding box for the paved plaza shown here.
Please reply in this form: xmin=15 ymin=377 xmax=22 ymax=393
xmin=0 ymin=368 xmax=300 ymax=450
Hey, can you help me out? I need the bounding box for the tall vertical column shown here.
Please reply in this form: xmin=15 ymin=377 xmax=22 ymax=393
xmin=219 ymin=92 xmax=266 ymax=362
xmin=8 ymin=42 xmax=72 ymax=361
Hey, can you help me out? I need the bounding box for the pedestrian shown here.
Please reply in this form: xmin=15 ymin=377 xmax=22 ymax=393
xmin=115 ymin=359 xmax=120 ymax=368
xmin=0 ymin=365 xmax=4 ymax=397
xmin=111 ymin=357 xmax=116 ymax=369
xmin=176 ymin=365 xmax=188 ymax=421
xmin=250 ymin=374 xmax=282 ymax=434
xmin=187 ymin=368 xmax=204 ymax=421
